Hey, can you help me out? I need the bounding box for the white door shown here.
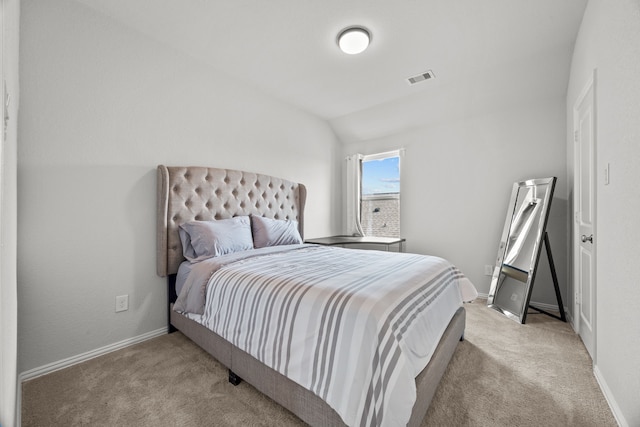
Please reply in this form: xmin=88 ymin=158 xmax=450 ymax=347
xmin=574 ymin=73 xmax=596 ymax=360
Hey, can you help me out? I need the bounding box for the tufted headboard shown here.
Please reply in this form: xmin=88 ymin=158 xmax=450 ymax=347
xmin=156 ymin=165 xmax=307 ymax=277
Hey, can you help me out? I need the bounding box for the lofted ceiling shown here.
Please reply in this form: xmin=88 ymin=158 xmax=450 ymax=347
xmin=75 ymin=0 xmax=588 ymax=143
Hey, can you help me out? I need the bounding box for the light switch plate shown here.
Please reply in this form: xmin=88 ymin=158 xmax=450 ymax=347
xmin=484 ymin=265 xmax=494 ymax=276
xmin=115 ymin=295 xmax=129 ymax=312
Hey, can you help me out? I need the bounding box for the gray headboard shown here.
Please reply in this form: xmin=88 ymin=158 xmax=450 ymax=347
xmin=156 ymin=165 xmax=307 ymax=277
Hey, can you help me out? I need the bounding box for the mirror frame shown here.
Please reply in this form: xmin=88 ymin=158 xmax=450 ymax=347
xmin=487 ymin=177 xmax=557 ymax=323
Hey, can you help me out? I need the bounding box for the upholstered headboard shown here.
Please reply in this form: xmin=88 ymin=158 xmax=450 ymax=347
xmin=156 ymin=165 xmax=307 ymax=277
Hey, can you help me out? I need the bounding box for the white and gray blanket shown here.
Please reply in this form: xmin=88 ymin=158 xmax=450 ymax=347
xmin=174 ymin=244 xmax=477 ymax=427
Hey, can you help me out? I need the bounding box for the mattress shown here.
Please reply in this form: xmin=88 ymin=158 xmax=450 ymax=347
xmin=174 ymin=244 xmax=477 ymax=426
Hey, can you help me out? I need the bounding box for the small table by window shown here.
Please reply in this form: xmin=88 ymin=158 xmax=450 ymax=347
xmin=305 ymin=235 xmax=406 ymax=252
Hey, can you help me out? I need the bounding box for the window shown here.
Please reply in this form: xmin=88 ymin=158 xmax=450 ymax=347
xmin=360 ymin=151 xmax=401 ymax=238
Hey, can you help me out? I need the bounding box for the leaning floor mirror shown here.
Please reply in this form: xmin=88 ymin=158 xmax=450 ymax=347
xmin=488 ymin=177 xmax=563 ymax=323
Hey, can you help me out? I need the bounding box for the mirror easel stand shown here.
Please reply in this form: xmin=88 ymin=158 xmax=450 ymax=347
xmin=527 ymin=231 xmax=566 ymax=322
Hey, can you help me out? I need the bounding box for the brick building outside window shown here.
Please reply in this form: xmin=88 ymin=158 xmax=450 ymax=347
xmin=360 ymin=193 xmax=400 ymax=238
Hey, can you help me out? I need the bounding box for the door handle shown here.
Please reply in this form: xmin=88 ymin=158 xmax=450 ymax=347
xmin=581 ymin=234 xmax=593 ymax=244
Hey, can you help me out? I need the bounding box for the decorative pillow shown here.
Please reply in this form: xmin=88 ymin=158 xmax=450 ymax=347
xmin=178 ymin=216 xmax=253 ymax=262
xmin=251 ymin=215 xmax=303 ymax=248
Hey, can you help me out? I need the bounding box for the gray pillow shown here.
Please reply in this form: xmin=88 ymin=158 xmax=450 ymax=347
xmin=251 ymin=215 xmax=302 ymax=248
xmin=178 ymin=216 xmax=253 ymax=262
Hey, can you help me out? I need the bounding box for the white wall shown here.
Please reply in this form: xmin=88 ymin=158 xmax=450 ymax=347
xmin=567 ymin=1 xmax=640 ymax=425
xmin=343 ymin=95 xmax=569 ymax=308
xmin=18 ymin=0 xmax=341 ymax=374
xmin=1 ymin=1 xmax=20 ymax=425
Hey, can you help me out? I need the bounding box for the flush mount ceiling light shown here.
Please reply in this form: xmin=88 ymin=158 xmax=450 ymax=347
xmin=337 ymin=26 xmax=371 ymax=55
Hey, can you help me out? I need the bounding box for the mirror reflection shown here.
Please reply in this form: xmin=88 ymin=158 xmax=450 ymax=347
xmin=488 ymin=177 xmax=557 ymax=323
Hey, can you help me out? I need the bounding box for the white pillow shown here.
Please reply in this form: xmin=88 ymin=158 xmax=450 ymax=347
xmin=178 ymin=216 xmax=253 ymax=262
xmin=251 ymin=215 xmax=303 ymax=248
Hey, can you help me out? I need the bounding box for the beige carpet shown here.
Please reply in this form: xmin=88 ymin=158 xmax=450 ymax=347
xmin=22 ymin=301 xmax=617 ymax=426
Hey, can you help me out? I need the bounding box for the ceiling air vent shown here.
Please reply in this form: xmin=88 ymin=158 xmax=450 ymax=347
xmin=406 ymin=70 xmax=435 ymax=85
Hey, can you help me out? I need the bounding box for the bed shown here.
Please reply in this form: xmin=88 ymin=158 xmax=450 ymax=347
xmin=156 ymin=165 xmax=477 ymax=426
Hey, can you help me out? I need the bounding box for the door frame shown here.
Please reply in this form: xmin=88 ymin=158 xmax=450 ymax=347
xmin=0 ymin=0 xmax=6 ymax=423
xmin=572 ymin=69 xmax=597 ymax=361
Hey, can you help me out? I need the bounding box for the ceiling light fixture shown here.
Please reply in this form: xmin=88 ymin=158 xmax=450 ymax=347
xmin=337 ymin=26 xmax=371 ymax=55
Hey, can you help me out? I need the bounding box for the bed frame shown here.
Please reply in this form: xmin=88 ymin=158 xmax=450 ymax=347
xmin=156 ymin=165 xmax=465 ymax=426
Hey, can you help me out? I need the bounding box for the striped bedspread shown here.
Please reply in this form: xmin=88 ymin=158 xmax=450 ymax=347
xmin=175 ymin=244 xmax=477 ymax=426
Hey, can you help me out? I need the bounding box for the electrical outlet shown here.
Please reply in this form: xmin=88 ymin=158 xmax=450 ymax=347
xmin=115 ymin=295 xmax=129 ymax=312
xmin=484 ymin=265 xmax=494 ymax=276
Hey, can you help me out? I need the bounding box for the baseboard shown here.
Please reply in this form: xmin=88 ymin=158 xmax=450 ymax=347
xmin=477 ymin=293 xmax=569 ymax=319
xmin=594 ymin=364 xmax=628 ymax=427
xmin=527 ymin=300 xmax=565 ymax=313
xmin=565 ymin=310 xmax=575 ymax=331
xmin=19 ymin=327 xmax=166 ymax=383
xmin=16 ymin=327 xmax=166 ymax=426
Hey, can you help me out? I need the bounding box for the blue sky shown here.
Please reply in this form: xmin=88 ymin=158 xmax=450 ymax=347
xmin=362 ymin=156 xmax=400 ymax=195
